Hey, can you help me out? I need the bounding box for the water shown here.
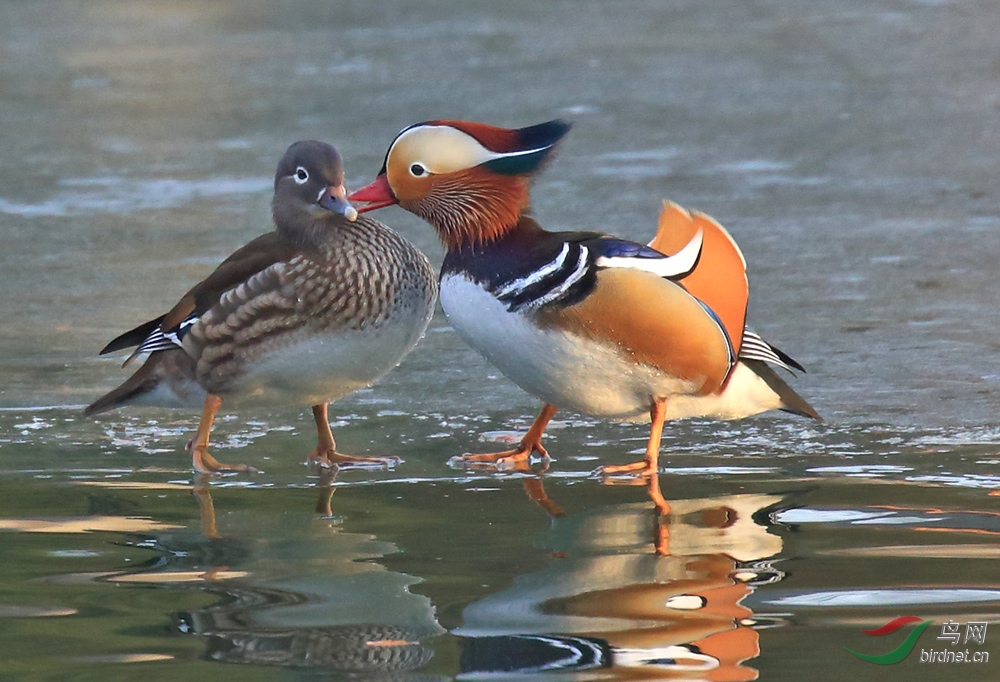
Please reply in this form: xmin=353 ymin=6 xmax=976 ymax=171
xmin=1 ymin=1 xmax=998 ymax=679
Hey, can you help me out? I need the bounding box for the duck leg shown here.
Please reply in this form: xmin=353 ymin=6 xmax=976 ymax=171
xmin=307 ymin=403 xmax=398 ymax=467
xmin=645 ymin=472 xmax=671 ymax=556
xmin=188 ymin=394 xmax=253 ymax=473
xmin=451 ymin=403 xmax=558 ymax=469
xmin=601 ymin=398 xmax=667 ymax=477
xmin=315 ymin=466 xmax=339 ymax=516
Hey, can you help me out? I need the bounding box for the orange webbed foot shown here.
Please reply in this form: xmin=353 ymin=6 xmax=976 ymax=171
xmin=599 ymin=459 xmax=658 ymax=479
xmin=308 ymin=447 xmax=400 ymax=469
xmin=450 ymin=404 xmax=557 ymax=471
xmin=188 ymin=443 xmax=257 ymax=475
xmin=448 ymin=440 xmax=549 ymax=471
xmin=186 ymin=394 xmax=257 ymax=474
xmin=600 ymin=400 xmax=666 ymax=480
xmin=307 ymin=403 xmax=398 ymax=470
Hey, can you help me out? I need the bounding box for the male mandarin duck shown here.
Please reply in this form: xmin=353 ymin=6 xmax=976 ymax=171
xmin=85 ymin=141 xmax=438 ymax=473
xmin=349 ymin=120 xmax=819 ymax=477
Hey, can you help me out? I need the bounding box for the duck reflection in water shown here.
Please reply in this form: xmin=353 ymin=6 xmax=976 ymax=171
xmin=130 ymin=470 xmax=445 ymax=673
xmin=455 ymin=488 xmax=789 ymax=681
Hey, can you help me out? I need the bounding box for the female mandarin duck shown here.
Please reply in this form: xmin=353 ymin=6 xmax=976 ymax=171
xmin=85 ymin=141 xmax=438 ymax=473
xmin=349 ymin=120 xmax=819 ymax=477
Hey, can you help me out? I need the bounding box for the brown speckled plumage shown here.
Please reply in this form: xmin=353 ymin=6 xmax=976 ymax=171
xmin=85 ymin=140 xmax=437 ymax=472
xmin=188 ymin=214 xmax=436 ymax=394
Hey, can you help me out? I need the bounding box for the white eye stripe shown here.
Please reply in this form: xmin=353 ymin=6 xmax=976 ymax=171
xmin=294 ymin=166 xmax=309 ymax=184
xmin=390 ymin=125 xmax=554 ymax=176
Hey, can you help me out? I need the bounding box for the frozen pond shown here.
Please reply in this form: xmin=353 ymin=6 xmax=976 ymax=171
xmin=1 ymin=1 xmax=998 ymax=679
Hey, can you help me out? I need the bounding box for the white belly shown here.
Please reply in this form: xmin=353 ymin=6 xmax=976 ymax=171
xmin=223 ymin=312 xmax=430 ymax=408
xmin=122 ymin=322 xmax=426 ymax=411
xmin=661 ymin=361 xmax=785 ymax=421
xmin=440 ymin=274 xmax=698 ymax=420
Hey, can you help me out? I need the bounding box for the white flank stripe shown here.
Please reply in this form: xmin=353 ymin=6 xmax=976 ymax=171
xmin=740 ymin=329 xmax=797 ymax=371
xmin=596 ymin=229 xmax=704 ymax=278
xmin=495 ymin=242 xmax=571 ymax=297
xmin=530 ymin=246 xmax=590 ymax=307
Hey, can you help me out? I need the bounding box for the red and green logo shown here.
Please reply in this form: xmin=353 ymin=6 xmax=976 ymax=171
xmin=846 ymin=616 xmax=933 ymax=664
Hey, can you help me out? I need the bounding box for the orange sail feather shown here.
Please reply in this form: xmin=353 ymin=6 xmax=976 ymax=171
xmin=648 ymin=201 xmax=749 ymax=360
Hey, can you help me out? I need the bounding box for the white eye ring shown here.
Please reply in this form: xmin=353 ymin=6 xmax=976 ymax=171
xmin=294 ymin=166 xmax=309 ymax=184
xmin=409 ymin=162 xmax=428 ymax=177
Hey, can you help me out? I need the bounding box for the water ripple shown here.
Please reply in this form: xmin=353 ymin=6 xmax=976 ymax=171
xmin=765 ymin=589 xmax=1000 ymax=607
xmin=0 ymin=176 xmax=271 ymax=217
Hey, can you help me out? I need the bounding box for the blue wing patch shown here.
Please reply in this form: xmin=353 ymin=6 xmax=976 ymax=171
xmin=589 ymin=238 xmax=666 ymax=260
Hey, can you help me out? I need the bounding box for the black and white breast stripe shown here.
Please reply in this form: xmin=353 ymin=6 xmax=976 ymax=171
xmin=492 ymin=230 xmax=705 ymax=313
xmin=494 ymin=242 xmax=594 ymax=312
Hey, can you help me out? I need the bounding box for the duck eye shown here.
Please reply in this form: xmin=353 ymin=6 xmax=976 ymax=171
xmin=294 ymin=167 xmax=309 ymax=184
xmin=409 ymin=163 xmax=427 ymax=177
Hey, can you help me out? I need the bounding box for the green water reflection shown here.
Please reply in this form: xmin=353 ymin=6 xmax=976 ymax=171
xmin=0 ymin=429 xmax=997 ymax=681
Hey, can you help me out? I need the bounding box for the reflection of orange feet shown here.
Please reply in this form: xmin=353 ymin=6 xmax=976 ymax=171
xmin=366 ymin=638 xmax=417 ymax=648
xmin=451 ymin=403 xmax=557 ymax=470
xmin=201 ymin=566 xmax=230 ymax=581
xmin=192 ymin=474 xmax=220 ymax=539
xmin=314 ymin=466 xmax=339 ymax=516
xmin=522 ymin=477 xmax=564 ymax=516
xmin=647 ymin=474 xmax=671 ymax=555
xmin=308 ymin=447 xmax=399 ymax=469
xmin=189 ymin=444 xmax=256 ymax=474
xmin=654 ymin=520 xmax=670 ymax=556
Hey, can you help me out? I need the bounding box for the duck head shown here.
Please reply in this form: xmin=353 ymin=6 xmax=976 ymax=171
xmin=350 ymin=120 xmax=571 ymax=249
xmin=273 ymin=140 xmax=358 ymax=231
